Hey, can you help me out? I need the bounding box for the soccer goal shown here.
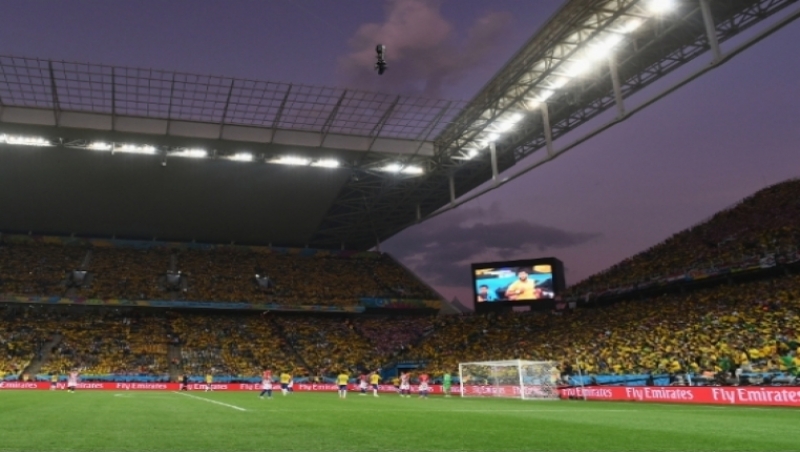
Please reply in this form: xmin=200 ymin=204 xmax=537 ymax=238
xmin=458 ymin=360 xmax=561 ymax=400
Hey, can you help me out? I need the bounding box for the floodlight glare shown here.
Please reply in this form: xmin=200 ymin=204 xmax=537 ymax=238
xmin=401 ymin=166 xmax=424 ymax=175
xmin=622 ymin=18 xmax=644 ymax=34
xmin=648 ymin=0 xmax=675 ymax=14
xmin=311 ymin=159 xmax=340 ymax=168
xmin=272 ymin=156 xmax=310 ymax=166
xmin=228 ymin=152 xmax=254 ymax=162
xmin=538 ymin=89 xmax=554 ymax=102
xmin=565 ymin=59 xmax=591 ymax=77
xmin=0 ymin=134 xmax=51 ymax=146
xmin=117 ymin=144 xmax=156 ymax=155
xmin=172 ymin=149 xmax=207 ymax=158
xmin=467 ymin=149 xmax=479 ymax=159
xmin=88 ymin=142 xmax=112 ymax=151
xmin=486 ymin=133 xmax=500 ymax=142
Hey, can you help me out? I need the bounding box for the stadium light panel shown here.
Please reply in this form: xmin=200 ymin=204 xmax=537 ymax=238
xmin=538 ymin=89 xmax=554 ymax=102
xmin=0 ymin=134 xmax=52 ymax=146
xmin=171 ymin=149 xmax=207 ymax=158
xmin=380 ymin=163 xmax=424 ymax=175
xmin=117 ymin=144 xmax=156 ymax=155
xmin=648 ymin=0 xmax=676 ymax=14
xmin=486 ymin=132 xmax=500 ymax=142
xmin=88 ymin=142 xmax=112 ymax=151
xmin=311 ymin=159 xmax=340 ymax=168
xmin=227 ymin=152 xmax=254 ymax=162
xmin=623 ymin=18 xmax=644 ymax=34
xmin=272 ymin=156 xmax=310 ymax=166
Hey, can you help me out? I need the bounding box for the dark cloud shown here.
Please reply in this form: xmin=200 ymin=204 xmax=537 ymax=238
xmin=384 ymin=205 xmax=599 ymax=286
xmin=337 ymin=0 xmax=513 ymax=96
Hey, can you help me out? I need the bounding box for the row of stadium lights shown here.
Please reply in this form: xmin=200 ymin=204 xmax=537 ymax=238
xmin=465 ymin=0 xmax=677 ymax=159
xmin=0 ymin=134 xmax=424 ymax=175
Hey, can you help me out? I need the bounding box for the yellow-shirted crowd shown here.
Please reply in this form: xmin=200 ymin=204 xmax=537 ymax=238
xmin=568 ymin=180 xmax=800 ymax=298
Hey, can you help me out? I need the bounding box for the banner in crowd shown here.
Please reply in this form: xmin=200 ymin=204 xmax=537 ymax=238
xmin=359 ymin=298 xmax=441 ymax=310
xmin=0 ymin=294 xmax=365 ymax=313
xmin=3 ymin=382 xmax=799 ymax=407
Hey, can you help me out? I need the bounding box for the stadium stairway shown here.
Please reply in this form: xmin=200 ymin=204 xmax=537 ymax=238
xmin=22 ymin=334 xmax=62 ymax=376
xmin=167 ymin=343 xmax=181 ymax=381
xmin=268 ymin=316 xmax=313 ymax=372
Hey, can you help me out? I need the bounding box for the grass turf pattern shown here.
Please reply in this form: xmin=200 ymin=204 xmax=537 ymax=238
xmin=0 ymin=391 xmax=797 ymax=451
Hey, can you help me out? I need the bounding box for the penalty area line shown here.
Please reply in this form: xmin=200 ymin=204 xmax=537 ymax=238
xmin=172 ymin=391 xmax=247 ymax=411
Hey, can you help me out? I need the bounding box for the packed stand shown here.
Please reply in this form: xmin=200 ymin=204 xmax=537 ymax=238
xmin=84 ymin=248 xmax=172 ymax=300
xmin=404 ymin=274 xmax=800 ymax=382
xmin=170 ymin=312 xmax=296 ymax=378
xmin=355 ymin=316 xmax=434 ymax=356
xmin=568 ymin=179 xmax=800 ymax=297
xmin=0 ymin=305 xmax=60 ymax=378
xmin=0 ymin=240 xmax=85 ymax=296
xmin=41 ymin=309 xmax=171 ymax=376
xmin=275 ymin=316 xmax=382 ymax=375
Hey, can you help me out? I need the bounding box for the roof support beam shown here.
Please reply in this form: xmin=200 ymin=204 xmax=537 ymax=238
xmin=540 ymin=102 xmax=554 ymax=158
xmin=218 ymin=79 xmax=235 ymax=139
xmin=319 ymin=89 xmax=347 ymax=146
xmin=368 ymin=95 xmax=401 ymax=151
xmin=700 ymin=0 xmax=722 ymax=62
xmin=48 ymin=61 xmax=61 ymax=127
xmin=608 ymin=52 xmax=626 ymax=119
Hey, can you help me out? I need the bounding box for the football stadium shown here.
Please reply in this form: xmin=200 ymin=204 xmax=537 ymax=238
xmin=2 ymin=0 xmax=800 ymax=451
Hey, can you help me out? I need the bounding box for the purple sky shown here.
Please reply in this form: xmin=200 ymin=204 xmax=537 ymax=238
xmin=2 ymin=0 xmax=799 ymax=307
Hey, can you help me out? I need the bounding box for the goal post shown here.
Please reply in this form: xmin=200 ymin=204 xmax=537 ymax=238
xmin=458 ymin=359 xmax=561 ymax=400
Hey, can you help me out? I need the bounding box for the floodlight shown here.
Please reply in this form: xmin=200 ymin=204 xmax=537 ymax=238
xmin=228 ymin=152 xmax=254 ymax=162
xmin=311 ymin=159 xmax=340 ymax=168
xmin=648 ymin=0 xmax=675 ymax=14
xmin=117 ymin=144 xmax=156 ymax=155
xmin=538 ymin=90 xmax=555 ymax=102
xmin=622 ymin=18 xmax=644 ymax=34
xmin=0 ymin=134 xmax=52 ymax=146
xmin=272 ymin=156 xmax=310 ymax=166
xmin=565 ymin=59 xmax=591 ymax=77
xmin=486 ymin=133 xmax=500 ymax=142
xmin=400 ymin=166 xmax=424 ymax=175
xmin=172 ymin=149 xmax=207 ymax=158
xmin=88 ymin=142 xmax=112 ymax=151
xmin=383 ymin=163 xmax=402 ymax=173
xmin=467 ymin=149 xmax=479 ymax=159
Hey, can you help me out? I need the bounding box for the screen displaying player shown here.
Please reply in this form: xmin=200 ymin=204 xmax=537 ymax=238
xmin=474 ymin=263 xmax=555 ymax=303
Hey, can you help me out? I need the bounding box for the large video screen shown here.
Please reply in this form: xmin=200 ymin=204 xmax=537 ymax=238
xmin=472 ymin=258 xmax=564 ymax=305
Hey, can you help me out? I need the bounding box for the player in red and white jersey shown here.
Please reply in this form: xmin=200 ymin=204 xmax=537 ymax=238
xmin=259 ymin=369 xmax=273 ymax=399
xmin=418 ymin=373 xmax=430 ymax=399
xmin=67 ymin=370 xmax=79 ymax=393
xmin=399 ymin=371 xmax=411 ymax=398
xmin=358 ymin=373 xmax=369 ymax=396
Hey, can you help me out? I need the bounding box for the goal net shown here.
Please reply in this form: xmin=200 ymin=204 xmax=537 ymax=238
xmin=458 ymin=359 xmax=560 ymax=400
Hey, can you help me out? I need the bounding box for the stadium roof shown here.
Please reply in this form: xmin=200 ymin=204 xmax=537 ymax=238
xmin=1 ymin=0 xmax=798 ymax=250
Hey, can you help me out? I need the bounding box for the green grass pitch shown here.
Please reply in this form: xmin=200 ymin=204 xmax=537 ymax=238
xmin=0 ymin=390 xmax=797 ymax=451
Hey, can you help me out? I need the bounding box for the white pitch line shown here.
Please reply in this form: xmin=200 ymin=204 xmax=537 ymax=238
xmin=172 ymin=391 xmax=247 ymax=411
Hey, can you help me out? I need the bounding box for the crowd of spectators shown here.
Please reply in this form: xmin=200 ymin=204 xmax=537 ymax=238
xmin=1 ymin=269 xmax=798 ymax=382
xmin=404 ymin=274 xmax=800 ymax=381
xmin=1 ymin=238 xmax=438 ymax=307
xmin=569 ymin=179 xmax=800 ymax=297
xmin=0 ymin=241 xmax=85 ymax=296
xmin=85 ymin=248 xmax=172 ymax=300
xmin=40 ymin=309 xmax=171 ymax=376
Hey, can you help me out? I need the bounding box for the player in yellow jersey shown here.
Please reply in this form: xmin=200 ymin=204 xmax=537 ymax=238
xmin=505 ymin=268 xmax=536 ymax=300
xmin=205 ymin=373 xmax=213 ymax=392
xmin=369 ymin=371 xmax=381 ymax=397
xmin=391 ymin=376 xmax=401 ymax=394
xmin=280 ymin=371 xmax=291 ymax=396
xmin=50 ymin=373 xmax=58 ymax=391
xmin=337 ymin=371 xmax=349 ymax=399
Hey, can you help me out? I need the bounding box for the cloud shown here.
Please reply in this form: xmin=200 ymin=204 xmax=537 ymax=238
xmin=384 ymin=204 xmax=600 ymax=286
xmin=337 ymin=0 xmax=513 ymax=96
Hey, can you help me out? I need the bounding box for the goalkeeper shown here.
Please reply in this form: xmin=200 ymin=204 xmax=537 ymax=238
xmin=442 ymin=372 xmax=452 ymax=397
